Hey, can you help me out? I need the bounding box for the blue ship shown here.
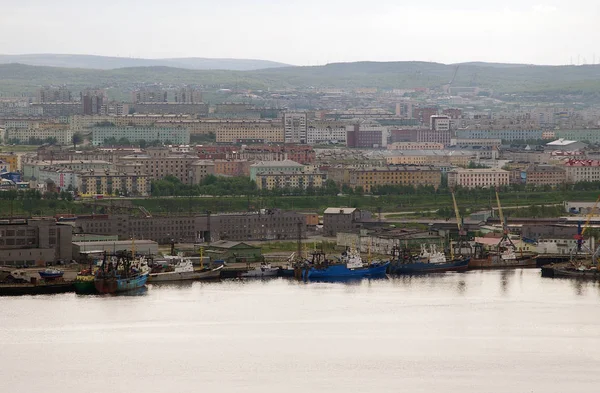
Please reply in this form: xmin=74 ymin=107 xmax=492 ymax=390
xmin=94 ymin=251 xmax=149 ymax=294
xmin=305 ymin=261 xmax=390 ymax=280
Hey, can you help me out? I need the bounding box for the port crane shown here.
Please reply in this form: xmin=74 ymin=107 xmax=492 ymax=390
xmin=571 ymin=195 xmax=600 ymax=266
xmin=450 ymin=188 xmax=471 ymax=257
xmin=494 ymin=188 xmax=517 ymax=251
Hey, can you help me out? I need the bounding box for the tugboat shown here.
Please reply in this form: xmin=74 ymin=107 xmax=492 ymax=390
xmin=302 ymin=247 xmax=389 ymax=280
xmin=94 ymin=249 xmax=149 ymax=294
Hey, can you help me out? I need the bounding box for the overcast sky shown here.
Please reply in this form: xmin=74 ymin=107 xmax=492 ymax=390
xmin=1 ymin=0 xmax=599 ymax=66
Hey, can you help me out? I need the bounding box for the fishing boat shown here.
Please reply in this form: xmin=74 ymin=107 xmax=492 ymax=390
xmin=74 ymin=274 xmax=96 ymax=294
xmin=94 ymin=251 xmax=149 ymax=294
xmin=1 ymin=269 xmax=74 ymax=296
xmin=469 ymin=241 xmax=537 ymax=268
xmin=302 ymin=247 xmax=389 ymax=280
xmin=388 ymin=245 xmax=470 ymax=275
xmin=38 ymin=268 xmax=64 ymax=280
xmin=240 ymin=262 xmax=279 ymax=278
xmin=148 ymin=256 xmax=223 ymax=282
xmin=469 ymin=189 xmax=537 ymax=269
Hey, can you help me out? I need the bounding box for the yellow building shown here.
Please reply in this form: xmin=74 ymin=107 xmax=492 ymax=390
xmin=213 ymin=120 xmax=285 ymax=143
xmin=255 ymin=172 xmax=326 ymax=190
xmin=349 ymin=166 xmax=442 ymax=192
xmin=78 ymin=169 xmax=149 ymax=197
xmin=386 ymin=151 xmax=471 ymax=167
xmin=0 ymin=152 xmax=19 ymax=171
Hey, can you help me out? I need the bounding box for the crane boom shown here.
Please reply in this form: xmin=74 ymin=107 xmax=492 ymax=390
xmin=581 ymin=195 xmax=600 ymax=237
xmin=451 ymin=189 xmax=464 ymax=234
xmin=495 ymin=189 xmax=507 ymax=234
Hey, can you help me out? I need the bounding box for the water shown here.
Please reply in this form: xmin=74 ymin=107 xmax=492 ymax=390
xmin=1 ymin=270 xmax=600 ymax=393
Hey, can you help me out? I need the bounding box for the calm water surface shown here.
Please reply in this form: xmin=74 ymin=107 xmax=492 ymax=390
xmin=1 ymin=270 xmax=600 ymax=393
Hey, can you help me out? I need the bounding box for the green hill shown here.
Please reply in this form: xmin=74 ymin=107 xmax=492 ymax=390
xmin=1 ymin=61 xmax=600 ymax=97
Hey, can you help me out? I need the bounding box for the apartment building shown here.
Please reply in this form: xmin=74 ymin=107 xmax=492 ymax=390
xmin=306 ymin=121 xmax=348 ymax=144
xmin=23 ymin=160 xmax=113 ymax=180
xmin=255 ymin=171 xmax=326 ymax=190
xmin=174 ymin=88 xmax=202 ymax=104
xmin=454 ymin=129 xmax=544 ymax=141
xmin=240 ymin=145 xmax=316 ymax=164
xmin=346 ymin=124 xmax=387 ymax=148
xmin=250 ymin=160 xmax=305 ymax=180
xmin=430 ymin=115 xmax=450 ymax=131
xmin=563 ymin=159 xmax=600 ymax=183
xmin=348 ymin=166 xmax=442 ymax=192
xmin=387 ymin=142 xmax=444 ymax=150
xmin=386 ymin=150 xmax=472 ymax=166
xmin=132 ymin=103 xmax=208 ymax=116
xmin=447 ymin=168 xmax=509 ymax=189
xmin=213 ymin=159 xmax=250 ymax=177
xmin=390 ymin=129 xmax=451 ymax=146
xmin=78 ymin=169 xmax=150 ymax=196
xmin=117 ymin=147 xmax=206 ymax=184
xmin=31 ymin=102 xmax=83 ymax=117
xmin=0 ymin=218 xmax=72 ymax=266
xmin=91 ymin=127 xmax=190 ymax=146
xmin=74 ymin=210 xmax=306 ymax=243
xmin=37 ymin=167 xmax=80 ymax=190
xmin=283 ymin=113 xmax=308 ymax=144
xmin=211 ymin=120 xmax=284 ymax=143
xmin=522 ymin=165 xmax=566 ymax=186
xmin=6 ymin=127 xmax=74 ymax=145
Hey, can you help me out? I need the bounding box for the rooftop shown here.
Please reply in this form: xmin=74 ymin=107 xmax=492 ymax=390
xmin=250 ymin=160 xmax=304 ymax=168
xmin=546 ymin=139 xmax=579 ymax=146
xmin=324 ymin=207 xmax=357 ymax=215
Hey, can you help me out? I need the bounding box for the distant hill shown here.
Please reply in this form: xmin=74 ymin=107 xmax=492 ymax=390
xmin=0 ymin=54 xmax=290 ymax=71
xmin=1 ymin=61 xmax=600 ymax=98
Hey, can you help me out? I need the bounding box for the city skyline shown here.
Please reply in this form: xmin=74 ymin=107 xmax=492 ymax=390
xmin=1 ymin=0 xmax=599 ymax=66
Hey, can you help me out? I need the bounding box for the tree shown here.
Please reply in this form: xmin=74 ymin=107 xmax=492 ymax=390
xmin=72 ymin=132 xmax=83 ymax=150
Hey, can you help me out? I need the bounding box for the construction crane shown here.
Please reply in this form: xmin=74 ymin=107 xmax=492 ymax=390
xmin=572 ymin=195 xmax=600 ymax=261
xmin=495 ymin=188 xmax=515 ymax=250
xmin=451 ymin=188 xmax=471 ymax=257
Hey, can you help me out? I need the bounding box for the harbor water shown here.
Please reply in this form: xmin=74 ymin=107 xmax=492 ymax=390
xmin=1 ymin=269 xmax=600 ymax=392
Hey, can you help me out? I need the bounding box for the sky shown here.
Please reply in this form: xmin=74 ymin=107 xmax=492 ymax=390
xmin=1 ymin=0 xmax=599 ymax=66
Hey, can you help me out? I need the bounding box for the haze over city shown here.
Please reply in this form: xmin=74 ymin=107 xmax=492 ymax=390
xmin=2 ymin=0 xmax=599 ymax=66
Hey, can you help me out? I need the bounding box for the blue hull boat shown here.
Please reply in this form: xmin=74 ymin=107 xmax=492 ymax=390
xmin=389 ymin=257 xmax=469 ymax=275
xmin=305 ymin=262 xmax=389 ymax=280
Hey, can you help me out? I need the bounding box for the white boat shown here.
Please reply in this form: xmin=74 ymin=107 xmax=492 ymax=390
xmin=240 ymin=262 xmax=279 ymax=278
xmin=418 ymin=244 xmax=447 ymax=264
xmin=148 ymin=256 xmax=223 ymax=283
xmin=340 ymin=247 xmax=364 ymax=269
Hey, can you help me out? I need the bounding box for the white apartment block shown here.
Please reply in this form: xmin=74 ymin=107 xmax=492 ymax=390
xmin=448 ymin=168 xmax=509 ymax=189
xmin=6 ymin=128 xmax=74 ymax=145
xmin=284 ymin=113 xmax=308 ymax=144
xmin=306 ymin=124 xmax=347 ymax=144
xmin=430 ymin=115 xmax=450 ymax=131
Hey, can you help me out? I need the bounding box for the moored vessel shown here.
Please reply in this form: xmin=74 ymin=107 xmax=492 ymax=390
xmin=388 ymin=245 xmax=470 ymax=274
xmin=94 ymin=251 xmax=149 ymax=294
xmin=240 ymin=262 xmax=279 ymax=278
xmin=148 ymin=255 xmax=223 ymax=282
xmin=302 ymin=247 xmax=389 ymax=280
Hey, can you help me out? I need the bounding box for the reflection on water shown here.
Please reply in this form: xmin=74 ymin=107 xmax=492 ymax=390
xmin=2 ymin=270 xmax=600 ymax=393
